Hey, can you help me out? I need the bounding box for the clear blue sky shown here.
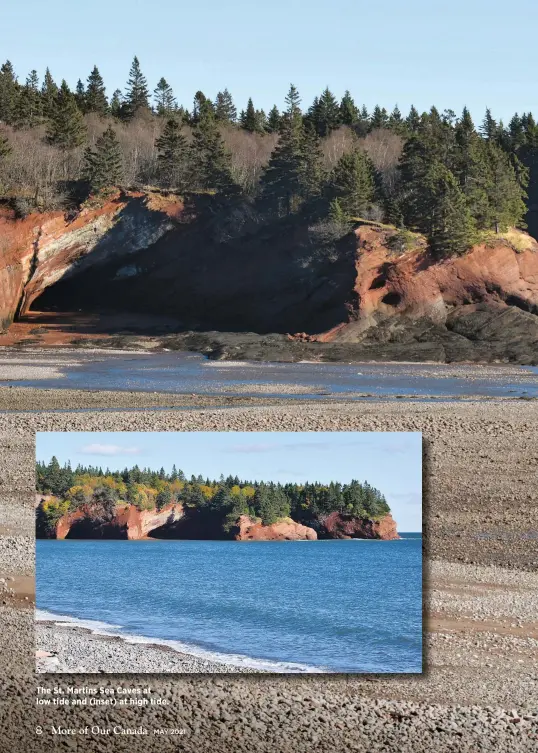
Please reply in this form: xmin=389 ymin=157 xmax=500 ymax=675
xmin=3 ymin=1 xmax=536 ymax=122
xmin=36 ymin=431 xmax=422 ymax=530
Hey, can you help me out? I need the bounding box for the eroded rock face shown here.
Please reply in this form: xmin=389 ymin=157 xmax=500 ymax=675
xmin=0 ymin=191 xmax=183 ymax=330
xmin=317 ymin=512 xmax=400 ymax=540
xmin=234 ymin=516 xmax=318 ymax=541
xmin=3 ymin=197 xmax=537 ymax=362
xmin=324 ymin=226 xmax=538 ymax=342
xmin=49 ymin=502 xmax=183 ymax=540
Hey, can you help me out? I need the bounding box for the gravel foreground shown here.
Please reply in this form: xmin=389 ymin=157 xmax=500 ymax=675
xmin=35 ymin=622 xmax=264 ymax=674
xmin=1 ymin=392 xmax=537 ymax=751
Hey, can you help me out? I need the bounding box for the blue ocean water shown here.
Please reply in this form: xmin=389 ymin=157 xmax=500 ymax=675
xmin=36 ymin=537 xmax=423 ymax=673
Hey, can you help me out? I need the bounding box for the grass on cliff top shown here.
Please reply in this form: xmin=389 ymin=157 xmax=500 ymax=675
xmin=477 ymin=227 xmax=536 ymax=253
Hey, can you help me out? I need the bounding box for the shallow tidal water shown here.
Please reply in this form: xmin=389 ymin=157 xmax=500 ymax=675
xmin=4 ymin=352 xmax=538 ymax=399
xmin=36 ymin=537 xmax=422 ymax=673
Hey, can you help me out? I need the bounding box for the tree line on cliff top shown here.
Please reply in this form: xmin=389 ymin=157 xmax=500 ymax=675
xmin=35 ymin=457 xmax=391 ymax=532
xmin=0 ymin=56 xmax=534 ymax=257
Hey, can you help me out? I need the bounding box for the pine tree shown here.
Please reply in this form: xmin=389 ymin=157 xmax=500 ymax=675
xmin=314 ymin=87 xmax=341 ymax=136
xmin=0 ymin=60 xmax=19 ymax=125
xmin=46 ymin=81 xmax=87 ymax=149
xmin=155 ymin=118 xmax=189 ymax=189
xmin=190 ymin=108 xmax=236 ymax=194
xmin=110 ymin=89 xmax=123 ymax=118
xmin=214 ymin=89 xmax=237 ymax=123
xmin=328 ymin=197 xmax=348 ymax=224
xmin=241 ymin=97 xmax=258 ymax=132
xmin=326 ymin=148 xmax=375 ymax=218
xmin=41 ymin=68 xmax=58 ymax=119
xmin=339 ymin=90 xmax=358 ymax=126
xmin=425 ymin=164 xmax=476 ymax=257
xmin=299 ymin=125 xmax=325 ymax=202
xmin=14 ymin=70 xmax=42 ymax=127
xmin=267 ymin=105 xmax=281 ymax=132
xmin=371 ymin=105 xmax=389 ymax=129
xmin=406 ymin=105 xmax=420 ymax=133
xmin=480 ymin=108 xmax=497 ymax=140
xmin=256 ymin=108 xmax=267 ymax=133
xmin=154 ymin=77 xmax=176 ymax=116
xmin=191 ymin=91 xmax=214 ymax=124
xmin=285 ymin=84 xmax=302 ymax=127
xmin=74 ymin=79 xmax=86 ymax=110
xmin=85 ymin=65 xmax=108 ymax=115
xmin=259 ymin=89 xmax=305 ymax=215
xmin=388 ymin=105 xmax=405 ymax=133
xmin=482 ymin=142 xmax=528 ymax=233
xmin=124 ymin=56 xmax=149 ymax=117
xmin=83 ymin=125 xmax=123 ymax=192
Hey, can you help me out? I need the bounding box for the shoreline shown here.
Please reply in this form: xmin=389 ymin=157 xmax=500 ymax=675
xmin=35 ymin=618 xmax=320 ymax=674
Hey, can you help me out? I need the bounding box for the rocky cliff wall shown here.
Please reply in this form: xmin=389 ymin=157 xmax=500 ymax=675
xmin=315 ymin=512 xmax=400 ymax=540
xmin=234 ymin=516 xmax=317 ymax=541
xmin=52 ymin=502 xmax=183 ymax=540
xmin=0 ymin=191 xmax=183 ymax=330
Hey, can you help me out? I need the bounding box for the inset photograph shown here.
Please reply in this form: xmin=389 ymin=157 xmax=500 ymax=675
xmin=35 ymin=431 xmax=422 ymax=673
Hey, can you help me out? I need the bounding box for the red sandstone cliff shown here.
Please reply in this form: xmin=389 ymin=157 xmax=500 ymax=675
xmin=234 ymin=516 xmax=317 ymax=541
xmin=0 ymin=190 xmax=184 ymax=330
xmin=2 ymin=196 xmax=537 ymax=361
xmin=317 ymin=226 xmax=538 ymax=343
xmin=53 ymin=502 xmax=183 ymax=540
xmin=318 ymin=512 xmax=400 ymax=540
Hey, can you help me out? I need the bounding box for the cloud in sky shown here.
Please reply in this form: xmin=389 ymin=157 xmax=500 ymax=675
xmin=223 ymin=437 xmax=418 ymax=455
xmin=79 ymin=444 xmax=141 ymax=457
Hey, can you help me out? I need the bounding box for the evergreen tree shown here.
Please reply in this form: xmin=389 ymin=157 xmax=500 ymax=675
xmin=480 ymin=108 xmax=497 ymax=140
xmin=154 ymin=77 xmax=176 ymax=116
xmin=214 ymin=89 xmax=237 ymax=123
xmin=267 ymin=105 xmax=281 ymax=132
xmin=124 ymin=56 xmax=149 ymax=117
xmin=110 ymin=89 xmax=123 ymax=118
xmin=190 ymin=108 xmax=236 ymax=194
xmin=299 ymin=125 xmax=325 ymax=202
xmin=482 ymin=142 xmax=528 ymax=233
xmin=388 ymin=105 xmax=405 ymax=133
xmin=191 ymin=91 xmax=214 ymax=124
xmin=326 ymin=148 xmax=375 ymax=218
xmin=259 ymin=115 xmax=303 ymax=213
xmin=315 ymin=86 xmax=341 ymax=137
xmin=339 ymin=90 xmax=358 ymax=126
xmin=241 ymin=97 xmax=258 ymax=132
xmin=74 ymin=79 xmax=86 ymax=110
xmin=15 ymin=70 xmax=42 ymax=127
xmin=85 ymin=65 xmax=108 ymax=115
xmin=354 ymin=105 xmax=370 ymax=136
xmin=83 ymin=125 xmax=123 ymax=192
xmin=425 ymin=164 xmax=476 ymax=257
xmin=41 ymin=68 xmax=58 ymax=119
xmin=155 ymin=118 xmax=189 ymax=189
xmin=46 ymin=81 xmax=87 ymax=149
xmin=255 ymin=108 xmax=268 ymax=133
xmin=0 ymin=60 xmax=19 ymax=125
xmin=406 ymin=105 xmax=420 ymax=133
xmin=284 ymin=84 xmax=302 ymax=126
xmin=371 ymin=105 xmax=389 ymax=129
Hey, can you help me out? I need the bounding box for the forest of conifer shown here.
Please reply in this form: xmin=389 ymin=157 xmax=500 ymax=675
xmin=1 ymin=56 xmax=535 ymax=257
xmin=35 ymin=457 xmax=391 ymax=535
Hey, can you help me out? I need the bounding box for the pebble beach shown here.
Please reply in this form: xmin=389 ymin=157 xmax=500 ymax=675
xmin=1 ymin=375 xmax=537 ymax=751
